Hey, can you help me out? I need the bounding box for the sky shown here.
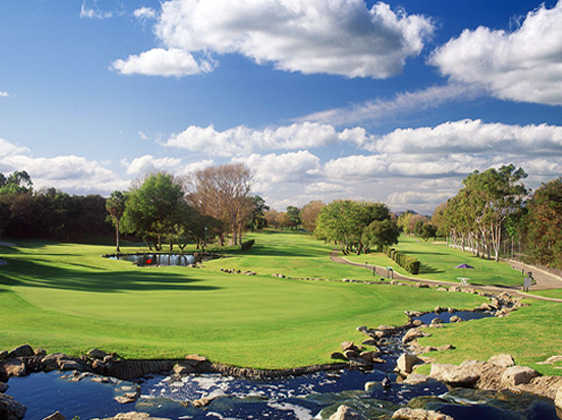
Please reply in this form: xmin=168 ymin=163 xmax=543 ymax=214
xmin=0 ymin=0 xmax=561 ymax=214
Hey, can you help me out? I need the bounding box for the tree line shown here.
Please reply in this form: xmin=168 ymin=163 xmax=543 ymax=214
xmin=430 ymin=166 xmax=561 ymax=268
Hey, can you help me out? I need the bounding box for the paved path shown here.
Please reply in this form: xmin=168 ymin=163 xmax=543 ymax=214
xmin=330 ymin=251 xmax=562 ymax=303
xmin=505 ymin=259 xmax=562 ymax=290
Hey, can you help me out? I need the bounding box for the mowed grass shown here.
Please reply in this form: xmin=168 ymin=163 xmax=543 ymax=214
xmin=0 ymin=232 xmax=486 ymax=368
xmin=415 ymin=299 xmax=562 ymax=377
xmin=346 ymin=236 xmax=524 ymax=287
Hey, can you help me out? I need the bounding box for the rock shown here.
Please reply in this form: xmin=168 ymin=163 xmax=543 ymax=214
xmin=58 ymin=360 xmax=82 ymax=371
xmin=0 ymin=393 xmax=27 ymax=420
xmin=501 ymin=366 xmax=539 ymax=386
xmin=364 ymin=381 xmax=377 ymax=392
xmin=429 ymin=363 xmax=480 ymax=386
xmin=402 ymin=328 xmax=425 ymax=344
xmin=100 ymin=412 xmax=170 ymax=420
xmin=356 ymin=326 xmax=368 ymax=333
xmin=42 ymin=411 xmax=65 ymax=420
xmin=449 ymin=315 xmax=461 ymax=323
xmin=8 ymin=345 xmax=34 ymax=358
xmin=329 ymin=404 xmax=363 ymax=420
xmin=537 ymin=355 xmax=562 ymax=365
xmin=397 ymin=353 xmax=424 ymax=374
xmin=477 ymin=302 xmax=494 ymax=311
xmin=449 ymin=286 xmax=460 ymax=292
xmin=114 ymin=392 xmax=139 ymax=404
xmin=403 ymin=373 xmax=431 ymax=385
xmin=87 ymin=348 xmax=109 ymax=360
xmin=0 ymin=351 xmax=8 ymax=361
xmin=41 ymin=353 xmax=66 ymax=371
xmin=488 ymin=354 xmax=515 ymax=368
xmin=361 ymin=339 xmax=378 ymax=347
xmin=412 ymin=320 xmax=423 ymax=327
xmin=330 ymin=352 xmax=347 ymax=361
xmin=0 ymin=382 xmax=7 ymax=392
xmin=184 ymin=354 xmax=208 ymax=363
xmin=341 ymin=341 xmax=359 ymax=352
xmin=437 ymin=344 xmax=455 ymax=351
xmin=391 ymin=407 xmax=453 ymax=420
xmin=33 ymin=348 xmax=47 ymax=357
xmin=434 ymin=306 xmax=444 ymax=313
xmin=173 ymin=363 xmax=193 ymax=375
xmin=343 ymin=350 xmax=359 ymax=360
xmin=191 ymin=396 xmax=215 ymax=408
xmin=359 ymin=351 xmax=380 ymax=363
xmin=555 ymin=386 xmax=562 ymax=410
xmin=1 ymin=359 xmax=26 ymax=377
xmin=430 ymin=318 xmax=441 ymax=325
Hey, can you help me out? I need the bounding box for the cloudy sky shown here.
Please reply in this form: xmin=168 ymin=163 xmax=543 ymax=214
xmin=1 ymin=0 xmax=561 ymax=213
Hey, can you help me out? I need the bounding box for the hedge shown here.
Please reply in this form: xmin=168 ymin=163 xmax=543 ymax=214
xmin=383 ymin=245 xmax=420 ymax=275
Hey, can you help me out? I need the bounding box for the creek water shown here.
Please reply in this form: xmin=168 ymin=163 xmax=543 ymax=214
xmin=106 ymin=254 xmax=196 ymax=267
xmin=5 ymin=311 xmax=560 ymax=420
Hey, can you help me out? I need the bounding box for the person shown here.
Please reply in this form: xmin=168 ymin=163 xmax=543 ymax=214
xmin=523 ymin=273 xmax=532 ymax=292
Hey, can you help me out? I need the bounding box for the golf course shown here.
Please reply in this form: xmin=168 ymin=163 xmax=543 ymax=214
xmin=1 ymin=231 xmax=561 ymax=376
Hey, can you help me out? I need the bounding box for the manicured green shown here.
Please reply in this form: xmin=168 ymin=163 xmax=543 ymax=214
xmin=0 ymin=232 xmax=485 ymax=368
xmin=530 ymin=289 xmax=562 ymax=299
xmin=346 ymin=235 xmax=525 ymax=287
xmin=415 ymin=299 xmax=562 ymax=376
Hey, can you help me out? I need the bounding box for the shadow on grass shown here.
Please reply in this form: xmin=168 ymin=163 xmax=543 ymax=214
xmin=226 ymin=244 xmax=326 ymax=258
xmin=418 ymin=263 xmax=444 ymax=274
xmin=0 ymin=259 xmax=221 ymax=293
xmin=402 ymin=250 xmax=448 ymax=256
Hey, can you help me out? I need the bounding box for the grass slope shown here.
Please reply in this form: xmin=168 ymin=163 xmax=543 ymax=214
xmin=0 ymin=232 xmax=485 ymax=368
xmin=346 ymin=236 xmax=524 ymax=287
xmin=415 ymin=299 xmax=562 ymax=376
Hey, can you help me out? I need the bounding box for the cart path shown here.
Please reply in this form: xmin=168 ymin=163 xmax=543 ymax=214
xmin=330 ymin=251 xmax=562 ymax=303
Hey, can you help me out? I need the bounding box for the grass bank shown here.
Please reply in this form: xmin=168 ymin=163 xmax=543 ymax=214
xmin=346 ymin=235 xmax=524 ymax=288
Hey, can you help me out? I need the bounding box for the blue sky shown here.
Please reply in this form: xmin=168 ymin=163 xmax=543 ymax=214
xmin=1 ymin=0 xmax=561 ymax=213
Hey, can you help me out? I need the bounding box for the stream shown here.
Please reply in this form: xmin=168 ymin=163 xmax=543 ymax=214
xmin=4 ymin=310 xmax=560 ymax=420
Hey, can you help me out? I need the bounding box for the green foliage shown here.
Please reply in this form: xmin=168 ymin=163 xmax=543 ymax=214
xmin=240 ymin=239 xmax=255 ymax=251
xmin=383 ymin=245 xmax=421 ymax=274
xmin=0 ymin=170 xmax=33 ymax=194
xmin=524 ymin=177 xmax=562 ymax=268
xmin=361 ymin=219 xmax=400 ymax=252
xmin=420 ymin=223 xmax=437 ymax=241
xmin=286 ymin=206 xmax=301 ymax=229
xmin=248 ymin=195 xmax=269 ymax=231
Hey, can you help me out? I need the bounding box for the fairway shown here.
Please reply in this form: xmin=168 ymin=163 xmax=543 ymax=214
xmin=346 ymin=235 xmax=525 ymax=287
xmin=0 ymin=232 xmax=486 ymax=368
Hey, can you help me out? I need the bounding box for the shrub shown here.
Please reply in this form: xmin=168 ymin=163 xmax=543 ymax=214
xmin=240 ymin=239 xmax=255 ymax=251
xmin=383 ymin=245 xmax=420 ymax=274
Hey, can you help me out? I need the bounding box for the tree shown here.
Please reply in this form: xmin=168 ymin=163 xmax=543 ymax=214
xmin=248 ymin=195 xmax=269 ymax=231
xmin=300 ymin=200 xmax=325 ymax=232
xmin=0 ymin=170 xmax=33 ymax=194
xmin=122 ymin=173 xmax=186 ymax=250
xmin=286 ymin=206 xmax=301 ymax=229
xmin=420 ymin=223 xmax=437 ymax=241
xmin=187 ymin=163 xmax=253 ymax=246
xmin=524 ymin=177 xmax=562 ymax=268
xmin=431 ymin=202 xmax=448 ymax=238
xmin=361 ymin=219 xmax=400 ymax=252
xmin=106 ymin=191 xmax=127 ymax=253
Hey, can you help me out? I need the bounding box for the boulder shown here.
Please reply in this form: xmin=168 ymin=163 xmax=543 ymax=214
xmin=0 ymin=382 xmax=7 ymax=392
xmin=397 ymin=353 xmax=424 ymax=374
xmin=0 ymin=351 xmax=8 ymax=361
xmin=341 ymin=342 xmax=359 ymax=352
xmin=361 ymin=339 xmax=378 ymax=347
xmin=329 ymin=404 xmax=363 ymax=420
xmin=42 ymin=411 xmax=65 ymax=420
xmin=0 ymin=393 xmax=26 ymax=420
xmin=364 ymin=381 xmax=378 ymax=392
xmin=403 ymin=373 xmax=431 ymax=385
xmin=330 ymin=352 xmax=347 ymax=361
xmin=402 ymin=328 xmax=425 ymax=344
xmin=437 ymin=344 xmax=455 ymax=352
xmin=343 ymin=350 xmax=359 ymax=360
xmin=501 ymin=366 xmax=539 ymax=386
xmin=449 ymin=315 xmax=461 ymax=323
xmin=430 ymin=318 xmax=441 ymax=325
xmin=191 ymin=396 xmax=215 ymax=408
xmin=555 ymin=386 xmax=562 ymax=410
xmin=173 ymin=363 xmax=193 ymax=375
xmin=114 ymin=392 xmax=139 ymax=404
xmin=41 ymin=353 xmax=67 ymax=371
xmin=58 ymin=360 xmax=82 ymax=371
xmin=34 ymin=348 xmax=47 ymax=357
xmin=411 ymin=320 xmax=423 ymax=327
xmin=359 ymin=351 xmax=380 ymax=363
xmin=488 ymin=354 xmax=515 ymax=368
xmin=87 ymin=349 xmax=109 ymax=360
xmin=391 ymin=407 xmax=453 ymax=420
xmin=1 ymin=359 xmax=26 ymax=377
xmin=184 ymin=354 xmax=208 ymax=363
xmin=429 ymin=362 xmax=480 ymax=386
xmin=8 ymin=345 xmax=34 ymax=358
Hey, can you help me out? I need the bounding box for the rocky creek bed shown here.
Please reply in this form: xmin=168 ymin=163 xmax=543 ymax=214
xmin=2 ymin=293 xmax=562 ymax=420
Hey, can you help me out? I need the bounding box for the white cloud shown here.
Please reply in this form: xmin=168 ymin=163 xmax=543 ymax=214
xmin=80 ymin=2 xmax=114 ymax=19
xmin=177 ymin=159 xmax=214 ymax=176
xmin=123 ymin=154 xmax=181 ymax=175
xmin=430 ymin=1 xmax=562 ymax=105
xmin=165 ymin=122 xmax=361 ymax=156
xmin=133 ymin=7 xmax=156 ymax=20
xmin=364 ymin=119 xmax=562 ymax=155
xmin=118 ymin=0 xmax=433 ymax=78
xmin=111 ymin=48 xmax=214 ymax=77
xmin=0 ymin=138 xmax=30 ymax=157
xmin=304 ymin=182 xmax=345 ymax=194
xmin=0 ymin=91 xmax=8 ymax=97
xmin=298 ymin=83 xmax=482 ymax=126
xmin=138 ymin=131 xmax=149 ymax=140
xmin=232 ymin=151 xmax=321 ymax=185
xmin=387 ymin=191 xmax=452 ymax=207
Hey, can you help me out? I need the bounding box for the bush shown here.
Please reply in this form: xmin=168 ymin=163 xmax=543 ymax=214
xmin=383 ymin=245 xmax=420 ymax=274
xmin=240 ymin=239 xmax=255 ymax=251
